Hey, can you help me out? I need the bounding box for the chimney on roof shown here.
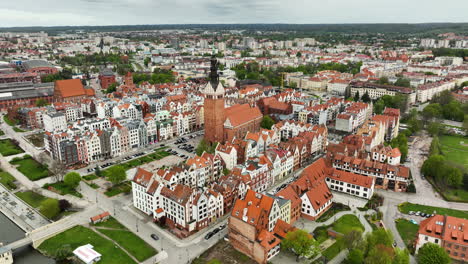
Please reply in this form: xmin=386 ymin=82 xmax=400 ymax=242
xmin=242 ymin=208 xmax=248 ymax=222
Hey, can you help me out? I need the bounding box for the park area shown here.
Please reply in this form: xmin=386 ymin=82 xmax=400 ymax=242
xmin=0 ymin=139 xmax=24 ymax=156
xmin=395 ymin=219 xmax=419 ymax=252
xmin=0 ymin=169 xmax=16 ymax=190
xmin=439 ymin=135 xmax=468 ymax=170
xmin=43 ymin=182 xmax=83 ymax=198
xmin=10 ymin=155 xmax=49 ymax=181
xmin=38 ymin=225 xmax=138 ymax=264
xmin=398 ymin=202 xmax=468 ymax=219
xmin=313 ymin=214 xmax=364 ymax=260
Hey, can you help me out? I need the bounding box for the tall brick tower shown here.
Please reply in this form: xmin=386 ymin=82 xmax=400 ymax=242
xmin=203 ymin=56 xmax=225 ymax=144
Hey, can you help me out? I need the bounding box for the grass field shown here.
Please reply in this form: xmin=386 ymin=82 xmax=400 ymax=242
xmin=96 ymin=229 xmax=157 ymax=262
xmin=104 ymin=181 xmax=131 ymax=197
xmin=13 ymin=127 xmax=26 ymax=133
xmin=0 ymin=170 xmax=16 ymax=190
xmin=38 ymin=226 xmax=137 ymax=264
xmin=3 ymin=115 xmax=17 ymax=126
xmin=15 ymin=190 xmax=48 ymax=208
xmin=0 ymin=139 xmax=24 ymax=156
xmin=43 ymin=182 xmax=83 ymax=198
xmin=314 ymin=214 xmax=364 ymax=244
xmin=439 ymin=135 xmax=468 ymax=169
xmin=93 ymin=217 xmax=128 ymax=230
xmin=10 ymin=156 xmax=49 ymax=181
xmin=399 ymin=202 xmax=468 ymax=219
xmin=395 ymin=219 xmax=419 ymax=251
xmin=322 ymin=238 xmax=345 ymax=260
xmin=316 ymin=203 xmax=351 ymax=223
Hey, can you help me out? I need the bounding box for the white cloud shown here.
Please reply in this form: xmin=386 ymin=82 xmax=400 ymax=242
xmin=1 ymin=0 xmax=467 ymax=27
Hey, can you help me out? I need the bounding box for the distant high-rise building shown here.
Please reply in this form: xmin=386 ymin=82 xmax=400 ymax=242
xmin=171 ymin=38 xmax=180 ymax=49
xmin=217 ymin=42 xmax=226 ymax=51
xmin=420 ymin=38 xmax=436 ymax=48
xmin=199 ymin=39 xmax=209 ymax=49
xmin=437 ymin=39 xmax=450 ymax=48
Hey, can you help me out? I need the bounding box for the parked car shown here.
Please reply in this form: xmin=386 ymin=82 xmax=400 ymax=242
xmin=204 ymin=232 xmax=214 ymax=240
xmin=151 ymin=234 xmax=159 ymax=240
xmin=219 ymin=224 xmax=226 ymax=230
xmin=408 ymin=211 xmax=414 ymax=215
xmin=212 ymin=227 xmax=221 ymax=234
xmin=415 ymin=211 xmax=420 ymax=216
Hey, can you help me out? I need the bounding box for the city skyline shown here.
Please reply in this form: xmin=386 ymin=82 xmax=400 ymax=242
xmin=2 ymin=0 xmax=468 ymax=27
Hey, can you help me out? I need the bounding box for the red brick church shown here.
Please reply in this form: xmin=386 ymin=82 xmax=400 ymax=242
xmin=204 ymin=57 xmax=262 ymax=144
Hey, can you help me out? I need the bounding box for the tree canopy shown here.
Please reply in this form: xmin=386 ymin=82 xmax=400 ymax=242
xmin=417 ymin=243 xmax=450 ymax=264
xmin=106 ymin=165 xmax=126 ymax=186
xmin=40 ymin=198 xmax=60 ymax=219
xmin=260 ymin=115 xmax=276 ymax=129
xmin=281 ymin=229 xmax=320 ymax=261
xmin=64 ymin=172 xmax=81 ymax=189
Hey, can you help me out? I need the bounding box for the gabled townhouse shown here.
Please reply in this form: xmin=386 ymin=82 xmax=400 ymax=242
xmin=229 ymin=190 xmax=294 ymax=264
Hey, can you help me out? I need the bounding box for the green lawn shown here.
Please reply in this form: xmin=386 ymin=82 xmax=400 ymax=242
xmin=93 ymin=216 xmax=128 ymax=230
xmin=444 ymin=189 xmax=468 ymax=202
xmin=10 ymin=156 xmax=49 ymax=181
xmin=395 ymin=219 xmax=419 ymax=251
xmin=13 ymin=127 xmax=26 ymax=133
xmin=0 ymin=170 xmax=16 ymax=190
xmin=323 ymin=238 xmax=345 ymax=260
xmin=38 ymin=226 xmax=137 ymax=264
xmin=86 ymin=182 xmax=99 ymax=189
xmin=43 ymin=182 xmax=83 ymax=198
xmin=83 ymin=174 xmax=98 ymax=181
xmin=3 ymin=115 xmax=18 ymax=126
xmin=104 ymin=181 xmax=131 ymax=197
xmin=0 ymin=139 xmax=24 ymax=156
xmin=15 ymin=190 xmax=48 ymax=208
xmin=439 ymin=135 xmax=468 ymax=169
xmin=316 ymin=203 xmax=351 ymax=223
xmin=332 ymin=214 xmax=364 ymax=235
xmin=96 ymin=229 xmax=157 ymax=262
xmin=399 ymin=202 xmax=468 ymax=219
xmin=314 ymin=214 xmax=364 ymax=244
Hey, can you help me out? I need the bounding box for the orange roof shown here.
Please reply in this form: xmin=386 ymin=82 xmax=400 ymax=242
xmin=55 ymin=79 xmax=86 ymax=98
xmin=225 ymin=104 xmax=262 ymax=128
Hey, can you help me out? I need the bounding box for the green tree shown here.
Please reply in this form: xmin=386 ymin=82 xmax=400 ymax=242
xmin=105 ymin=82 xmax=118 ymax=94
xmin=417 ymin=243 xmax=450 ymax=264
xmin=422 ymin=103 xmax=443 ymax=121
xmin=144 ymin=57 xmax=151 ymax=67
xmin=345 ymin=249 xmax=364 ymax=264
xmin=342 ymin=229 xmax=363 ymax=250
xmin=281 ymin=229 xmax=320 ymax=261
xmin=64 ymin=172 xmax=81 ymax=189
xmin=196 ymin=139 xmax=217 ymax=156
xmin=55 ymin=244 xmax=72 ymax=261
xmin=35 ymin=98 xmax=48 ymax=107
xmin=427 ymin=122 xmax=444 ymax=136
xmin=394 ymin=78 xmax=411 ymax=88
xmin=365 ymin=246 xmax=393 ymax=264
xmin=106 ymin=165 xmax=126 ymax=186
xmin=361 ymin=91 xmax=371 ymax=103
xmin=378 ymin=77 xmax=389 ymax=85
xmin=261 ymin=115 xmax=276 ymax=129
xmin=40 ymin=198 xmax=60 ymax=219
xmin=374 ymin=99 xmax=385 ymax=114
xmin=429 ymin=137 xmax=441 ymax=156
xmin=393 ymin=248 xmax=410 ymax=264
xmin=354 ymin=91 xmax=360 ymax=102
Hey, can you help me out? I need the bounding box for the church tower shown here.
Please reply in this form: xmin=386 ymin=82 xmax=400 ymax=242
xmin=203 ymin=56 xmax=225 ymax=144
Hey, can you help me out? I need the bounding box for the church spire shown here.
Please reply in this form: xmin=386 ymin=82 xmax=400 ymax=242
xmin=209 ymin=55 xmax=220 ymax=90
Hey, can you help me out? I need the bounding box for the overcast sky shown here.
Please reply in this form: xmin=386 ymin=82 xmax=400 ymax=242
xmin=1 ymin=0 xmax=467 ymax=27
